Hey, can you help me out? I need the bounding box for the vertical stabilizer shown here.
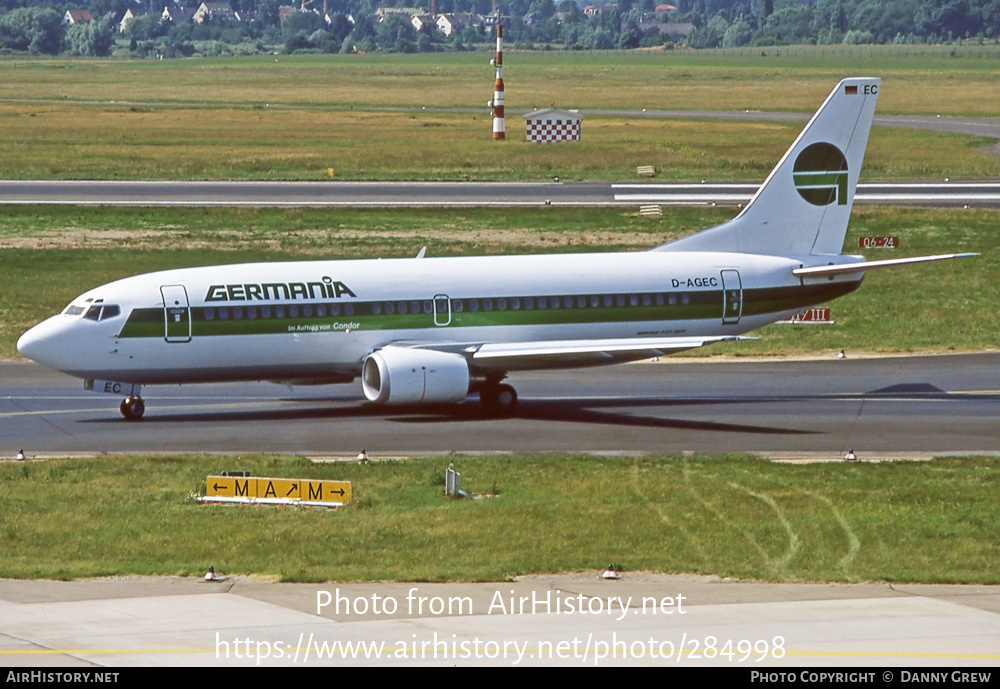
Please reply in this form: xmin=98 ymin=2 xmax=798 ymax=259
xmin=657 ymin=77 xmax=880 ymax=257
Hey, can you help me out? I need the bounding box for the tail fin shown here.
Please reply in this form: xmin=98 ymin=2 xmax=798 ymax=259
xmin=657 ymin=77 xmax=880 ymax=257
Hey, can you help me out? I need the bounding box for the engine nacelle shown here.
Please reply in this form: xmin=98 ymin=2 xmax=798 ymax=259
xmin=362 ymin=347 xmax=470 ymax=405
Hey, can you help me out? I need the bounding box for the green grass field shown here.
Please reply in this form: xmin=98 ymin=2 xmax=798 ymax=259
xmin=3 ymin=51 xmax=999 ymax=114
xmin=1 ymin=104 xmax=996 ymax=181
xmin=1 ymin=453 xmax=996 ymax=583
xmin=0 ymin=53 xmax=997 ymax=180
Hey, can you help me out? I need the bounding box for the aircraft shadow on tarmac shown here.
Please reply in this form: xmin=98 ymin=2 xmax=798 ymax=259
xmin=75 ymin=379 xmax=1000 ymax=435
xmin=393 ymin=398 xmax=821 ymax=435
xmin=78 ymin=395 xmax=828 ymax=436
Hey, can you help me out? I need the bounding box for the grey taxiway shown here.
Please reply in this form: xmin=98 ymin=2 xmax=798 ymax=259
xmin=2 ymin=353 xmax=997 ymax=456
xmin=1 ymin=179 xmax=999 ymax=208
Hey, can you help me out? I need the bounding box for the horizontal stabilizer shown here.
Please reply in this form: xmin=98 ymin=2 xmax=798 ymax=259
xmin=792 ymin=253 xmax=978 ymax=278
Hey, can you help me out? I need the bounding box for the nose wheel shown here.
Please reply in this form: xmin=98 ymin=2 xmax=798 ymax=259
xmin=120 ymin=396 xmax=145 ymax=421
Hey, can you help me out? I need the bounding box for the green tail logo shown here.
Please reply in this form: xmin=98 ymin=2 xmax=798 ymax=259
xmin=793 ymin=142 xmax=848 ymax=206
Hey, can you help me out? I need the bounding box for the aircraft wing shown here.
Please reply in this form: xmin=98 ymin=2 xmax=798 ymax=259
xmin=453 ymin=335 xmax=751 ymax=372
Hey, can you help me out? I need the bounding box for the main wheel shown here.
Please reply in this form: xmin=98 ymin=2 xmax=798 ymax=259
xmin=495 ymin=383 xmax=517 ymax=409
xmin=480 ymin=383 xmax=517 ymax=415
xmin=120 ymin=396 xmax=145 ymax=421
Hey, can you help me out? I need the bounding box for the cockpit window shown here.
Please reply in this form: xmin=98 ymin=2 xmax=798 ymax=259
xmin=75 ymin=303 xmax=121 ymax=321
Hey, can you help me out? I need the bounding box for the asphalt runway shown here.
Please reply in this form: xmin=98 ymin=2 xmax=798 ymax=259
xmin=2 ymin=353 xmax=997 ymax=457
xmin=1 ymin=179 xmax=999 ymax=207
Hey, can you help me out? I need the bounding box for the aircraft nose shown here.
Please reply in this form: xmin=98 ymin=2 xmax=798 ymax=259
xmin=17 ymin=317 xmax=66 ymax=369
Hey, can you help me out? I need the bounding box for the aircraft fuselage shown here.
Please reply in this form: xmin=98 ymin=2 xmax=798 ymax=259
xmin=18 ymin=250 xmax=861 ymax=386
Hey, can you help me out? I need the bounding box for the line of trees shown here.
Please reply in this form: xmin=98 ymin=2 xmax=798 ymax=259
xmin=677 ymin=0 xmax=1000 ymax=47
xmin=0 ymin=0 xmax=997 ymax=57
xmin=0 ymin=6 xmax=116 ymax=55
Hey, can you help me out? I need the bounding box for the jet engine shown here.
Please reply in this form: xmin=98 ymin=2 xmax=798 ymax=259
xmin=362 ymin=347 xmax=470 ymax=405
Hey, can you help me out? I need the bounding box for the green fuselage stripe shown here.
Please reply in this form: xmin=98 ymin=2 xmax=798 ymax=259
xmin=116 ymin=282 xmax=857 ymax=339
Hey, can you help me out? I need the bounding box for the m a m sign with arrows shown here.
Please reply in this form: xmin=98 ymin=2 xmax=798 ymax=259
xmin=202 ymin=475 xmax=352 ymax=507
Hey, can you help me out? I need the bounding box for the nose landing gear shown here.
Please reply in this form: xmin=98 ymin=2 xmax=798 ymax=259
xmin=120 ymin=396 xmax=145 ymax=421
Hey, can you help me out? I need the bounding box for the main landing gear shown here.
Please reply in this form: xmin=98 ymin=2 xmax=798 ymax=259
xmin=120 ymin=396 xmax=145 ymax=421
xmin=477 ymin=376 xmax=518 ymax=416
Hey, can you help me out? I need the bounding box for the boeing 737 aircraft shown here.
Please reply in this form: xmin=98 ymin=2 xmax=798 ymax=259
xmin=17 ymin=77 xmax=974 ymax=420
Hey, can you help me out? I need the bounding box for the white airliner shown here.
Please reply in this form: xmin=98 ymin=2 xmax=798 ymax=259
xmin=17 ymin=77 xmax=974 ymax=420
